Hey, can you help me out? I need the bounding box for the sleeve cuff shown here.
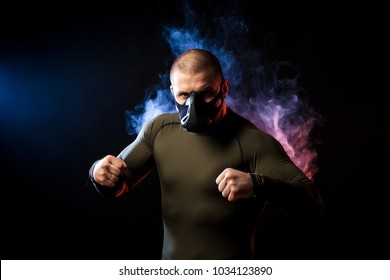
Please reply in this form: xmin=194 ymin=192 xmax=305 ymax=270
xmin=250 ymin=173 xmax=264 ymax=198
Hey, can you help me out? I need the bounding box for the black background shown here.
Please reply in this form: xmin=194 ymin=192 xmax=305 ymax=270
xmin=1 ymin=0 xmax=388 ymax=260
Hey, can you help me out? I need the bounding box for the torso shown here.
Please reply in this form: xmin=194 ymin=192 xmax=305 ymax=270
xmin=148 ymin=110 xmax=264 ymax=259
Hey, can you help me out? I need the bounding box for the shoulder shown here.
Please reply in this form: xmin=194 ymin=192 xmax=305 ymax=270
xmin=148 ymin=113 xmax=180 ymax=129
xmin=227 ymin=109 xmax=271 ymax=138
xmin=227 ymin=109 xmax=286 ymax=152
xmin=139 ymin=113 xmax=180 ymax=136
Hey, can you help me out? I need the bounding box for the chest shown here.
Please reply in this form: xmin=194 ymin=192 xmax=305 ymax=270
xmin=153 ymin=127 xmax=244 ymax=186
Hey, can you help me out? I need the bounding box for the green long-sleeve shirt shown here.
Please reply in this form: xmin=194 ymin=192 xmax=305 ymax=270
xmin=89 ymin=108 xmax=322 ymax=259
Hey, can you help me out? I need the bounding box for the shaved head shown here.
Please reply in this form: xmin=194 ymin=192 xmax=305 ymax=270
xmin=170 ymin=49 xmax=224 ymax=83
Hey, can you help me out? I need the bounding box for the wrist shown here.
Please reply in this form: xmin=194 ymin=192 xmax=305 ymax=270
xmin=250 ymin=173 xmax=264 ymax=198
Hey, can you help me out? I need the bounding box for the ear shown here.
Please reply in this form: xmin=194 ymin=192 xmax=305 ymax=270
xmin=170 ymin=85 xmax=174 ymax=94
xmin=222 ymin=79 xmax=229 ymax=99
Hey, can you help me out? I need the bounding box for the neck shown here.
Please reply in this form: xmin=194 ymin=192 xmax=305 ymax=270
xmin=214 ymin=102 xmax=228 ymax=123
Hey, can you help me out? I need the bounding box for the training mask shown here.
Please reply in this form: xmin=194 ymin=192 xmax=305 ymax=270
xmin=175 ymin=89 xmax=224 ymax=133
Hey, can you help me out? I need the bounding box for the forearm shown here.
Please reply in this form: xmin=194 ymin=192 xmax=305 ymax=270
xmin=251 ymin=173 xmax=323 ymax=222
xmin=88 ymin=157 xmax=155 ymax=198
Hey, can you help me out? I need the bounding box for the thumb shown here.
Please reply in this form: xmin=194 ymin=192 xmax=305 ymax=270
xmin=108 ymin=156 xmax=128 ymax=173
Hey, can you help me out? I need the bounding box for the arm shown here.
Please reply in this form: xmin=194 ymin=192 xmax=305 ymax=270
xmin=88 ymin=122 xmax=156 ymax=198
xmin=250 ymin=137 xmax=323 ymax=221
xmin=216 ymin=167 xmax=322 ymax=223
xmin=216 ymin=130 xmax=323 ymax=222
xmin=252 ymin=172 xmax=323 ymax=222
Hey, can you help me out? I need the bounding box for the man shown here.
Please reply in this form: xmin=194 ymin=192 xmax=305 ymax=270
xmin=88 ymin=48 xmax=323 ymax=259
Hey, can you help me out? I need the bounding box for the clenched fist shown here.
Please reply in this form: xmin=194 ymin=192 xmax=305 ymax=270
xmin=216 ymin=168 xmax=253 ymax=201
xmin=92 ymin=155 xmax=128 ymax=187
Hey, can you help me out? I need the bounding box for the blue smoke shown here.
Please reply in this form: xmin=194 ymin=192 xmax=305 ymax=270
xmin=124 ymin=3 xmax=324 ymax=179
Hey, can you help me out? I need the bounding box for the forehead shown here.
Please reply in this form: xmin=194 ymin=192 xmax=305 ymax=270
xmin=171 ymin=69 xmax=219 ymax=90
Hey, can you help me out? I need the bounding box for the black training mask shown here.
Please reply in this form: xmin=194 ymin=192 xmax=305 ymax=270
xmin=175 ymin=89 xmax=224 ymax=133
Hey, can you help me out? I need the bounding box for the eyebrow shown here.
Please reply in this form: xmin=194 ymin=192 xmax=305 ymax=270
xmin=178 ymin=86 xmax=215 ymax=95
